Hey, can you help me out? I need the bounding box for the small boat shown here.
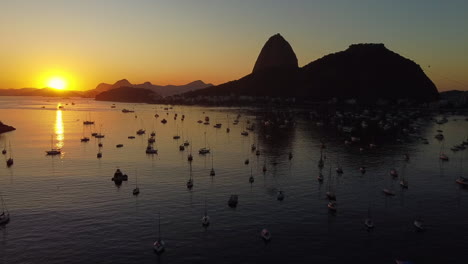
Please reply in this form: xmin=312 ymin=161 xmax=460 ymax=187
xmin=146 ymin=145 xmax=157 ymax=154
xmin=150 ymin=131 xmax=156 ymax=137
xmin=6 ymin=143 xmax=13 ymax=167
xmin=241 ymin=131 xmax=249 ymax=136
xmin=226 ymin=127 xmax=230 ymax=133
xmin=95 ymin=134 xmax=105 ymax=138
xmin=136 ymin=129 xmax=145 ymax=135
xmin=0 ymin=195 xmax=10 ymax=225
xmin=327 ymin=201 xmax=337 ymax=211
xmin=148 ymin=137 xmax=155 ymax=143
xmin=336 ymin=167 xmax=343 ymax=174
xmin=413 ymin=219 xmax=424 ymax=231
xmin=260 ymin=229 xmax=271 ymax=241
xmin=80 ymin=137 xmax=90 ymax=142
xmin=251 ymin=144 xmax=256 ymax=151
xmin=359 ymin=166 xmax=366 ymax=174
xmin=173 ymin=135 xmax=180 ymax=139
xmin=400 ymin=179 xmax=409 ymax=188
xmin=161 ymin=119 xmax=167 ymax=124
xmin=214 ymin=123 xmax=222 ymax=128
xmin=210 ymin=152 xmax=215 ymax=176
xmin=83 ymin=121 xmax=94 ymax=125
xmin=249 ymin=175 xmax=254 ymax=183
xmin=317 ymin=172 xmax=324 ymax=182
xmin=179 ymin=144 xmax=185 ymax=151
xmin=326 ymin=191 xmax=336 ymax=200
xmin=439 ymin=153 xmax=449 ymax=161
xmin=244 ymin=159 xmax=249 ymax=165
xmin=46 ymin=135 xmax=61 ymax=155
xmin=188 ymin=153 xmax=193 ymax=162
xmin=262 ymin=164 xmax=267 ymax=173
xmin=288 ymin=152 xmax=293 ymax=160
xmin=256 ymin=150 xmax=260 ymax=156
xmin=456 ymin=176 xmax=468 ymax=186
xmin=133 ymin=173 xmax=140 ymax=195
xmin=97 ymin=152 xmax=102 ymax=158
xmin=116 ymin=144 xmax=124 ymax=148
xmin=128 ymin=136 xmax=135 ymax=139
xmin=390 ymin=169 xmax=398 ymax=177
xmin=98 ymin=143 xmax=103 ymax=148
xmin=364 ymin=218 xmax=374 ymax=229
xmin=198 ymin=132 xmax=210 ymax=154
xmin=153 ymin=214 xmax=165 ymax=254
xmin=197 ymin=120 xmax=203 ymax=124
xmin=122 ymin=109 xmax=134 ymax=113
xmin=112 ymin=169 xmax=128 ymax=182
xmin=228 ymin=195 xmax=238 ymax=208
xmin=202 ymin=201 xmax=210 ymax=227
xmin=187 ymin=178 xmax=193 ymax=189
xmin=382 ymin=188 xmax=395 ymax=196
xmin=199 ymin=148 xmax=210 ymax=154
xmin=277 ymin=190 xmax=285 ymax=201
xmin=435 ymin=133 xmax=444 ymax=140
xmin=183 ymin=140 xmax=190 ymax=146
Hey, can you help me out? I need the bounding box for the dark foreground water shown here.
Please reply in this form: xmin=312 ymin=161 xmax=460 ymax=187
xmin=0 ymin=96 xmax=467 ymax=264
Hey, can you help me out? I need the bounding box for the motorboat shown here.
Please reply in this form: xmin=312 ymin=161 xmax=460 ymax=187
xmin=260 ymin=229 xmax=271 ymax=241
xmin=228 ymin=195 xmax=238 ymax=207
xmin=277 ymin=190 xmax=285 ymax=201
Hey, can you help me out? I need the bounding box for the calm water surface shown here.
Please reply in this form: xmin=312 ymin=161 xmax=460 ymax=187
xmin=0 ymin=96 xmax=467 ymax=264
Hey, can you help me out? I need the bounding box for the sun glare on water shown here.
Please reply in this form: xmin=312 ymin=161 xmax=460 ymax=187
xmin=47 ymin=77 xmax=67 ymax=90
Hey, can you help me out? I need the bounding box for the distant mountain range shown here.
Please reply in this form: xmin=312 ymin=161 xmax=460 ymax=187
xmin=184 ymin=34 xmax=439 ymax=103
xmin=90 ymin=79 xmax=212 ymax=97
xmin=0 ymin=79 xmax=212 ymax=98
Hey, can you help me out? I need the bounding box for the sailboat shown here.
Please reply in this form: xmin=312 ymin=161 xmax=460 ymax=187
xmin=0 ymin=194 xmax=9 ymax=225
xmin=201 ymin=200 xmax=210 ymax=227
xmin=133 ymin=172 xmax=140 ymax=195
xmin=46 ymin=135 xmax=61 ymax=155
xmin=6 ymin=142 xmax=13 ymax=167
xmin=153 ymin=214 xmax=165 ymax=254
xmin=1 ymin=143 xmax=6 ymax=155
xmin=210 ymin=151 xmax=215 ymax=176
xmin=261 ymin=229 xmax=271 ymax=241
xmin=400 ymin=163 xmax=408 ymax=188
xmin=249 ymin=168 xmax=254 ymax=183
xmin=83 ymin=113 xmax=94 ymax=125
xmin=198 ymin=132 xmax=210 ymax=154
xmin=173 ymin=125 xmax=180 ymax=139
xmin=80 ymin=125 xmax=90 ymax=142
xmin=187 ymin=164 xmax=194 ymax=189
xmin=226 ymin=115 xmax=230 ymax=133
xmin=326 ymin=167 xmax=336 ymax=200
xmin=318 ymin=147 xmax=324 ymax=168
xmin=364 ymin=171 xmax=374 ymax=229
xmin=439 ymin=140 xmax=449 ymax=161
xmin=188 ymin=143 xmax=193 ymax=162
xmin=317 ymin=168 xmax=324 ymax=182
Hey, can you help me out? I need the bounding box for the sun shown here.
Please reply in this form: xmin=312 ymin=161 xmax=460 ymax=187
xmin=47 ymin=77 xmax=67 ymax=90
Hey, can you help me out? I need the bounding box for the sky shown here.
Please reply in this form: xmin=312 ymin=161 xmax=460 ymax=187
xmin=0 ymin=0 xmax=467 ymax=91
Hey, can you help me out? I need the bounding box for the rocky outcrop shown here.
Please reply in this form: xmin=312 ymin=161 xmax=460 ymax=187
xmin=187 ymin=35 xmax=439 ymax=103
xmin=252 ymin=33 xmax=298 ymax=73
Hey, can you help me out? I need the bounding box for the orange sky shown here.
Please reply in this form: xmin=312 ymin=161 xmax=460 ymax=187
xmin=1 ymin=1 xmax=467 ymax=92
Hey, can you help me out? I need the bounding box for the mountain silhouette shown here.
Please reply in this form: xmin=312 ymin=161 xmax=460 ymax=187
xmin=90 ymin=79 xmax=212 ymax=97
xmin=252 ymin=33 xmax=298 ymax=73
xmin=186 ymin=35 xmax=438 ymax=102
xmin=95 ymin=86 xmax=161 ymax=103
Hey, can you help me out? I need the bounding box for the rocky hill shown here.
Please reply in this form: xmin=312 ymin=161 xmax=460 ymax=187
xmin=186 ymin=34 xmax=439 ymax=103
